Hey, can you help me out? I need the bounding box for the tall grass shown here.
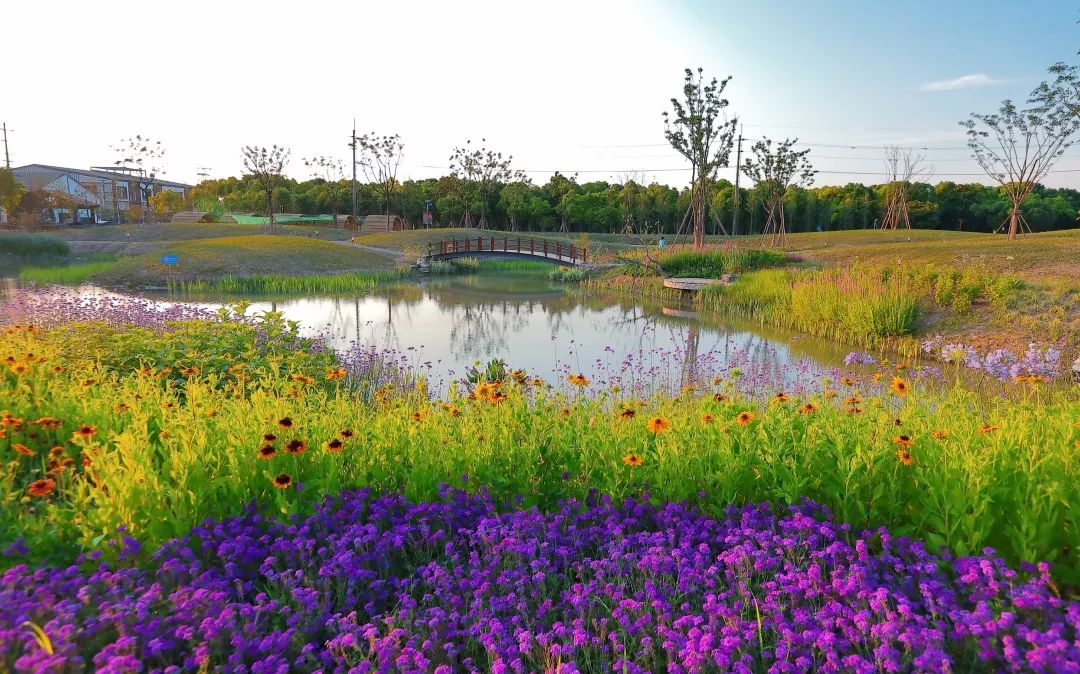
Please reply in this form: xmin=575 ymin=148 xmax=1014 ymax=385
xmin=0 ymin=233 xmax=69 ymax=257
xmin=166 ymin=267 xmax=410 ymax=294
xmin=701 ymin=266 xmax=922 ymax=347
xmin=659 ymin=248 xmax=787 ymax=278
xmin=2 ymin=320 xmax=1078 ymax=585
xmin=18 ymin=259 xmax=117 ymax=285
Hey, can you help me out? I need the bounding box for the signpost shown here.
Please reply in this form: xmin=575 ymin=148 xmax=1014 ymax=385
xmin=160 ymin=254 xmax=178 ymax=266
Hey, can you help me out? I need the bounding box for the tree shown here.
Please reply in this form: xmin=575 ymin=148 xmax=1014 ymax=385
xmin=112 ymin=136 xmax=165 ymax=219
xmin=357 ymin=133 xmax=403 ymax=230
xmin=961 ymin=97 xmax=1078 ymax=239
xmin=241 ymin=145 xmax=290 ymax=232
xmin=880 ymin=146 xmax=932 ymax=230
xmin=498 ymin=180 xmax=534 ymax=231
xmin=663 ymin=68 xmax=738 ymax=248
xmin=741 ymin=137 xmax=815 ymax=247
xmin=449 ymin=139 xmax=525 ymax=228
xmin=0 ymin=167 xmax=25 ymax=228
xmin=148 ymin=190 xmax=184 ymax=221
xmin=303 ymin=156 xmax=346 ymax=226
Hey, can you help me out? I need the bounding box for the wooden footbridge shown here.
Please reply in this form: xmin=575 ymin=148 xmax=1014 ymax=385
xmin=424 ymin=236 xmax=588 ymax=267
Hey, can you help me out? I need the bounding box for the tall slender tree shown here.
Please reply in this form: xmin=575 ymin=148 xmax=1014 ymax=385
xmin=449 ymin=139 xmax=525 ymax=228
xmin=357 ymin=133 xmax=404 ymax=228
xmin=880 ymin=146 xmax=933 ymax=230
xmin=961 ymin=97 xmax=1078 ymax=239
xmin=241 ymin=145 xmax=290 ymax=233
xmin=112 ymin=135 xmax=165 ymax=222
xmin=741 ymin=137 xmax=815 ymax=247
xmin=663 ymin=68 xmax=738 ymax=248
xmin=303 ymin=156 xmax=346 ymax=227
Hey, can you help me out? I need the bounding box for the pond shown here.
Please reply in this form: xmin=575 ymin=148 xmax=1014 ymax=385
xmin=2 ymin=270 xmax=853 ymax=396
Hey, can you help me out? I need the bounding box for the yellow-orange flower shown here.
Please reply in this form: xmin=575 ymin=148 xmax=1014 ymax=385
xmin=823 ymin=389 xmax=838 ymax=399
xmin=73 ymin=425 xmax=96 ymax=440
xmin=618 ymin=408 xmax=636 ymax=420
xmin=339 ymin=429 xmax=355 ymax=439
xmin=736 ymin=411 xmax=755 ymax=426
xmin=13 ymin=443 xmax=34 ymax=457
xmin=843 ymin=396 xmax=862 ymax=406
xmin=932 ymin=430 xmax=950 ymax=439
xmin=890 ymin=376 xmax=910 ymax=397
xmin=892 ymin=435 xmax=914 ymax=449
xmin=272 ymin=473 xmax=293 ymax=489
xmin=622 ymin=453 xmax=644 ymax=467
xmin=277 ymin=417 xmax=294 ymax=429
xmin=325 ymin=367 xmax=348 ymax=381
xmin=290 ymin=373 xmax=316 ymax=386
xmin=567 ymin=373 xmax=590 ymax=387
xmin=896 ymin=449 xmax=913 ymax=466
xmin=700 ymin=413 xmax=715 ymax=424
xmin=646 ymin=416 xmax=672 ymax=434
xmin=323 ymin=438 xmax=345 ymax=453
xmin=840 ymin=377 xmax=856 ymax=387
xmin=263 ymin=433 xmax=278 ymax=443
xmin=798 ymin=403 xmax=819 ymax=415
xmin=27 ymin=479 xmax=55 ymax=497
xmin=257 ymin=444 xmax=277 ymax=459
xmin=771 ymin=392 xmax=790 ymax=404
xmin=284 ymin=438 xmax=307 ymax=455
xmin=978 ymin=423 xmax=1000 ymax=434
xmin=713 ymin=393 xmax=728 ymax=402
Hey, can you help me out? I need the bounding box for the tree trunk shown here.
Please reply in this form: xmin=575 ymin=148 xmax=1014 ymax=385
xmin=267 ymin=192 xmax=275 ymax=233
xmin=1008 ymin=204 xmax=1019 ymax=240
xmin=693 ymin=173 xmax=706 ymax=249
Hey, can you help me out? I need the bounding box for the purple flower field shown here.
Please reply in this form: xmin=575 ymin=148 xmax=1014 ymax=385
xmin=2 ymin=489 xmax=1077 ymax=673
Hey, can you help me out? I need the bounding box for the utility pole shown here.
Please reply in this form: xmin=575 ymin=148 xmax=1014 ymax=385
xmin=349 ymin=119 xmax=358 ymax=219
xmin=2 ymin=123 xmax=11 ymax=169
xmin=731 ymin=126 xmax=742 ymax=236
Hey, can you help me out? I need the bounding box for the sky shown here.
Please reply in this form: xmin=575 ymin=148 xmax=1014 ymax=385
xmin=4 ymin=0 xmax=1079 ymax=188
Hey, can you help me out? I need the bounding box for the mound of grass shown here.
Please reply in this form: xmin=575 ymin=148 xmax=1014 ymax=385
xmin=92 ymin=235 xmax=398 ymax=288
xmin=56 ymin=222 xmax=358 ymax=243
xmin=0 ymin=232 xmax=70 ymax=257
xmin=18 ymin=258 xmax=118 ymax=285
xmin=659 ymin=247 xmax=787 ymax=278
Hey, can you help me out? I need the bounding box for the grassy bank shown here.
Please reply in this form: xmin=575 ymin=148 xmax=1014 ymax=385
xmin=166 ymin=268 xmax=410 ymax=294
xmin=17 ymin=258 xmax=118 ymax=285
xmin=0 ymin=232 xmax=70 ymax=257
xmin=54 ymin=221 xmax=358 ymax=243
xmin=91 ymin=235 xmax=398 ymax=288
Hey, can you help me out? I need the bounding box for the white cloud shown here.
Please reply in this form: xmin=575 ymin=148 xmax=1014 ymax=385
xmin=920 ymin=73 xmax=1005 ymax=92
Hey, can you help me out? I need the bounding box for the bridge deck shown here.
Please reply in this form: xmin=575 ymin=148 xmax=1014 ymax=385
xmin=426 ymin=236 xmax=587 ymax=266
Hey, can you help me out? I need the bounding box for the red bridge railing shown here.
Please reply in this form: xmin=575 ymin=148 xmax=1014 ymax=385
xmin=427 ymin=236 xmax=587 ymax=265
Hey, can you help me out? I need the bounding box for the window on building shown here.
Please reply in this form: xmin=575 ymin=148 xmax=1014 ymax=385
xmin=116 ymin=185 xmax=129 ymax=201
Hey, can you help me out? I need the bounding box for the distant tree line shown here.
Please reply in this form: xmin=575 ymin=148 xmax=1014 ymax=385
xmin=188 ymin=172 xmax=1080 ymax=235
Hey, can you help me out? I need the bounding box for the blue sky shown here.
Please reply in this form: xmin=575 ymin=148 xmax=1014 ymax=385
xmin=5 ymin=0 xmax=1079 ymax=187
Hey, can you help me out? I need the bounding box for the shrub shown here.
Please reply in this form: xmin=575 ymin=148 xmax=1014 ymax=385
xmin=0 ymin=233 xmax=69 ymax=257
xmin=659 ymin=248 xmax=785 ymax=278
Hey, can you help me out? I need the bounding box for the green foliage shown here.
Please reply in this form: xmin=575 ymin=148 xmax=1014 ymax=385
xmin=549 ymin=266 xmax=589 ymax=282
xmin=658 ymin=248 xmax=786 ymax=277
xmin=18 ymin=259 xmax=118 ymax=285
xmin=0 ymin=233 xmax=70 ymax=257
xmin=166 ymin=268 xmax=409 ymax=295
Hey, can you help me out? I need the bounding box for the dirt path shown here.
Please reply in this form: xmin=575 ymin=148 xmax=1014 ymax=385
xmin=329 ymin=239 xmax=408 ymax=264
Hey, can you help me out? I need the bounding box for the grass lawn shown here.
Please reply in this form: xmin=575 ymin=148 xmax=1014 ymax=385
xmin=92 ymin=235 xmax=398 ymax=288
xmin=54 ymin=222 xmax=358 ymax=244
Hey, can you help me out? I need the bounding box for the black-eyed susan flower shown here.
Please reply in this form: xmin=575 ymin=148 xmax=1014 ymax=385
xmin=736 ymin=411 xmax=755 ymax=426
xmin=840 ymin=377 xmax=856 ymax=387
xmin=257 ymin=444 xmax=277 ymax=459
xmin=323 ymin=438 xmax=344 ymax=453
xmin=272 ymin=473 xmax=292 ymax=489
xmin=324 ymin=367 xmax=348 ymax=382
xmin=771 ymin=392 xmax=789 ymax=404
xmin=896 ymin=449 xmax=913 ymax=466
xmin=646 ymin=416 xmax=671 ymax=434
xmin=892 ymin=435 xmax=914 ymax=449
xmin=798 ymin=403 xmax=818 ymax=415
xmin=932 ymin=429 xmax=950 ymax=439
xmin=49 ymin=446 xmax=65 ymax=458
xmin=73 ymin=425 xmax=96 ymax=441
xmin=277 ymin=417 xmax=293 ymax=430
xmin=978 ymin=423 xmax=1000 ymax=434
xmin=622 ymin=453 xmax=644 ymax=467
xmin=700 ymin=413 xmax=715 ymax=424
xmin=284 ymin=439 xmax=307 ymax=455
xmin=712 ymin=393 xmax=728 ymax=402
xmin=823 ymin=389 xmax=838 ymax=399
xmin=619 ymin=408 xmax=636 ymax=420
xmin=890 ymin=376 xmax=910 ymax=397
xmin=263 ymin=433 xmax=277 ymax=443
xmin=567 ymin=373 xmax=590 ymax=387
xmin=339 ymin=429 xmax=355 ymax=439
xmin=13 ymin=443 xmax=34 ymax=457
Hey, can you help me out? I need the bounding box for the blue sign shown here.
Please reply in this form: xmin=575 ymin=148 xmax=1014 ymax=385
xmin=160 ymin=254 xmax=179 ymax=266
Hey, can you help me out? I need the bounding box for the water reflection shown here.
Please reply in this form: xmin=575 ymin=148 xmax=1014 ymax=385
xmin=4 ymin=271 xmax=852 ymax=395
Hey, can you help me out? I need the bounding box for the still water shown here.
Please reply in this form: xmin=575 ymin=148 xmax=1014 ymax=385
xmin=4 ymin=270 xmax=852 ymax=395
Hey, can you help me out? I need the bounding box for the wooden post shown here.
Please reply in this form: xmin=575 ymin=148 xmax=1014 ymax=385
xmin=543 ymin=240 xmax=548 ymax=257
xmin=583 ymin=247 xmax=587 ymax=264
xmin=503 ymin=236 xmax=507 ymax=252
